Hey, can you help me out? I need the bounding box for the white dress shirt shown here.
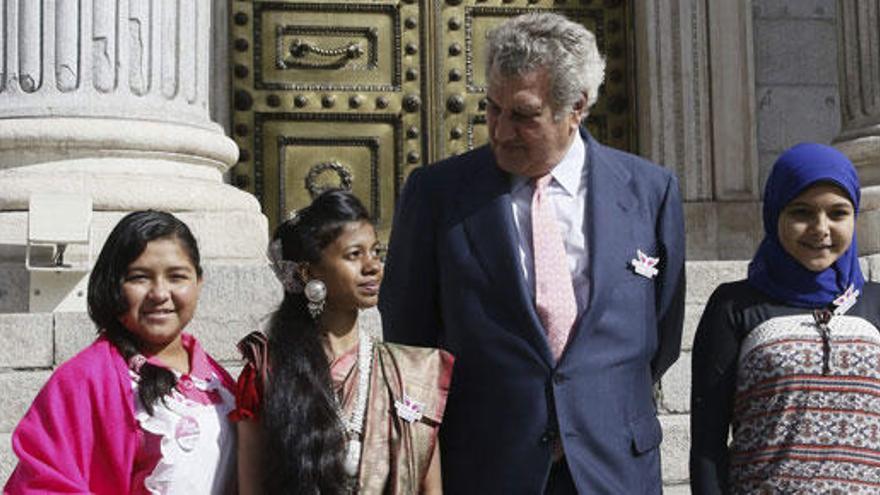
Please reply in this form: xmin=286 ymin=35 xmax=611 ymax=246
xmin=510 ymin=134 xmax=590 ymax=314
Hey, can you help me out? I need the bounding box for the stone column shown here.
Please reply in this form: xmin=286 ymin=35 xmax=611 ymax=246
xmin=0 ymin=0 xmax=269 ymax=311
xmin=834 ymin=0 xmax=880 ymax=254
xmin=635 ymin=0 xmax=761 ymax=260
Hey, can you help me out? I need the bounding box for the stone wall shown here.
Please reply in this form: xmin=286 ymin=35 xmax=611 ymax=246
xmin=658 ymin=262 xmax=748 ymax=493
xmin=753 ymin=0 xmax=842 ymax=186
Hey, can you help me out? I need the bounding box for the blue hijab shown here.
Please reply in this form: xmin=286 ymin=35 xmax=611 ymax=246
xmin=747 ymin=142 xmax=864 ymax=307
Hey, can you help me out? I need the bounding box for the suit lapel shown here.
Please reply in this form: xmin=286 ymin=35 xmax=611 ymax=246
xmin=458 ymin=132 xmax=638 ymax=365
xmin=573 ymin=132 xmax=637 ymax=341
xmin=459 ymin=151 xmax=551 ymax=365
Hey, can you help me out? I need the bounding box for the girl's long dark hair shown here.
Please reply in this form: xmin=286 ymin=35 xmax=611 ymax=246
xmin=263 ymin=189 xmax=371 ymax=494
xmin=87 ymin=210 xmax=202 ymax=415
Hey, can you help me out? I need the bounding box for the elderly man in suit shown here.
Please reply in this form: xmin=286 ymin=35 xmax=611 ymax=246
xmin=380 ymin=12 xmax=685 ymax=494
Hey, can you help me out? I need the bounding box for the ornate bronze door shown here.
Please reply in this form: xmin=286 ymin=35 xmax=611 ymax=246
xmin=230 ymin=0 xmax=634 ymax=234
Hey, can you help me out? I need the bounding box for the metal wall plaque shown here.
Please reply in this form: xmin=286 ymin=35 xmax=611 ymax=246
xmin=230 ymin=0 xmax=633 ymax=232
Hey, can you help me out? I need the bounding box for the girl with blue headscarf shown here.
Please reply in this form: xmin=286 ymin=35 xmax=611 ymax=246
xmin=690 ymin=143 xmax=880 ymax=494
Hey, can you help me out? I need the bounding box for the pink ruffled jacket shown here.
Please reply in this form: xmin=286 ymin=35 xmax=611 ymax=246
xmin=3 ymin=335 xmax=229 ymax=494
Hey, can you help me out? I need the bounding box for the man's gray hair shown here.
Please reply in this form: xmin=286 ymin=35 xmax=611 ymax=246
xmin=486 ymin=12 xmax=606 ymax=113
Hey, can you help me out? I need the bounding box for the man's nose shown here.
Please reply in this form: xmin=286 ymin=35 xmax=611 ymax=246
xmin=492 ymin=115 xmax=516 ymax=142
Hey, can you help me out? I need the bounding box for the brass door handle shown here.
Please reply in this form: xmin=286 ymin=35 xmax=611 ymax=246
xmin=289 ymin=39 xmax=364 ymax=59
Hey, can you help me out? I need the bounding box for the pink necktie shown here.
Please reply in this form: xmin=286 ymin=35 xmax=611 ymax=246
xmin=532 ymin=174 xmax=577 ymax=361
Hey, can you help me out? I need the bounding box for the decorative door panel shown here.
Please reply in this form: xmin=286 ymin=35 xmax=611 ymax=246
xmin=231 ymin=0 xmax=426 ymax=230
xmin=230 ymin=0 xmax=634 ymax=231
xmin=255 ymin=114 xmax=401 ymax=237
xmin=252 ymin=3 xmax=405 ymax=91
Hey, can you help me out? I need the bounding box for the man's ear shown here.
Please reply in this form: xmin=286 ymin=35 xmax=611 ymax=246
xmin=570 ymin=92 xmax=588 ymax=125
xmin=571 ymin=92 xmax=587 ymax=128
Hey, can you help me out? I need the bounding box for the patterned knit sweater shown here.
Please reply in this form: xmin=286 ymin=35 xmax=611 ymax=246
xmin=690 ymin=281 xmax=880 ymax=494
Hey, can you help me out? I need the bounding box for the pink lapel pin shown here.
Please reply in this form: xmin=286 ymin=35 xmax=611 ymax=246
xmin=833 ymin=284 xmax=859 ymax=315
xmin=174 ymin=415 xmax=201 ymax=452
xmin=394 ymin=394 xmax=425 ymax=424
xmin=631 ymin=249 xmax=660 ymax=279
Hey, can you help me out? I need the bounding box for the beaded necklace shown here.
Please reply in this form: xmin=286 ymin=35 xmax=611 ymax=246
xmin=339 ymin=325 xmax=373 ymax=477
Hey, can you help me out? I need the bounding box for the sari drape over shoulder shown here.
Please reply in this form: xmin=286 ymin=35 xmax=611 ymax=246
xmin=358 ymin=343 xmax=453 ymax=493
xmin=231 ymin=332 xmax=454 ymax=493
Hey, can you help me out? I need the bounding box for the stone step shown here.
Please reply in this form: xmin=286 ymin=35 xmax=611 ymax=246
xmin=655 ymin=260 xmax=747 ymax=494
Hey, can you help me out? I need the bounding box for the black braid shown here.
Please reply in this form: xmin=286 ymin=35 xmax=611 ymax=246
xmin=102 ymin=321 xmax=178 ymax=415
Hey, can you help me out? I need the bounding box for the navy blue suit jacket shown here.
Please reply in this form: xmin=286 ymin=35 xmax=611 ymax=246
xmin=380 ymin=130 xmax=686 ymax=494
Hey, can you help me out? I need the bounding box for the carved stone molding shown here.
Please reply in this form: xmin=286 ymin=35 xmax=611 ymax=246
xmin=634 ymin=0 xmax=712 ymax=201
xmin=706 ymin=1 xmax=759 ymax=201
xmin=834 ymin=0 xmax=880 ymax=185
xmin=0 ymin=0 xmax=266 ymax=266
xmin=634 ymin=0 xmax=760 ymax=259
xmin=834 ymin=0 xmax=880 ymax=255
xmin=0 ymin=0 xmax=218 ymax=131
xmin=634 ymin=0 xmax=758 ymax=203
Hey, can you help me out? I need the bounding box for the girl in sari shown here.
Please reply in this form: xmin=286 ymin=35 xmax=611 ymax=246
xmin=232 ymin=189 xmax=452 ymax=494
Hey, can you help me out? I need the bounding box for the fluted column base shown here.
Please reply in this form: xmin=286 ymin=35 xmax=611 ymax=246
xmin=0 ymin=116 xmax=269 ymax=311
xmin=835 ymin=126 xmax=880 ymax=185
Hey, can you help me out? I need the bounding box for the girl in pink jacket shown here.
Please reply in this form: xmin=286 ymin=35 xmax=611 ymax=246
xmin=5 ymin=211 xmax=236 ymax=494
